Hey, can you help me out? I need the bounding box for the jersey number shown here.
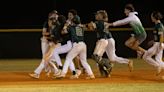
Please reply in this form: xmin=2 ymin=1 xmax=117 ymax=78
xmin=75 ymin=27 xmax=83 ymax=36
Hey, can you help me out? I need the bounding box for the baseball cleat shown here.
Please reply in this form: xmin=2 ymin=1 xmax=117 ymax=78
xmin=86 ymin=75 xmax=95 ymax=79
xmin=128 ymin=60 xmax=133 ymax=72
xmin=156 ymin=66 xmax=162 ymax=76
xmin=107 ymin=74 xmax=111 ymax=78
xmin=70 ymin=74 xmax=79 ymax=79
xmin=29 ymin=73 xmax=40 ymax=79
xmin=55 ymin=74 xmax=65 ymax=79
xmin=52 ymin=69 xmax=62 ymax=78
xmin=76 ymin=69 xmax=82 ymax=77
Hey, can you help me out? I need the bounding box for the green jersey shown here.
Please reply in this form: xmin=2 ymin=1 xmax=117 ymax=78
xmin=113 ymin=12 xmax=146 ymax=35
xmin=95 ymin=20 xmax=112 ymax=39
xmin=68 ymin=25 xmax=84 ymax=43
xmin=154 ymin=22 xmax=164 ymax=42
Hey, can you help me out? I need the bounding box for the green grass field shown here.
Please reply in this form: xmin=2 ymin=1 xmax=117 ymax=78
xmin=0 ymin=59 xmax=164 ymax=92
xmin=1 ymin=83 xmax=164 ymax=92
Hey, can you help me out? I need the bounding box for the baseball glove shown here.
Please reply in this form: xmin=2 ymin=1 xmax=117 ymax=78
xmin=86 ymin=22 xmax=96 ymax=31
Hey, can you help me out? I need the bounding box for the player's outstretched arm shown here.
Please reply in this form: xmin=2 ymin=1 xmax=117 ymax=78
xmin=82 ymin=22 xmax=96 ymax=31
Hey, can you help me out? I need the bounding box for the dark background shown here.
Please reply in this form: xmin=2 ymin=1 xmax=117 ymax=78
xmin=0 ymin=0 xmax=163 ymax=58
xmin=0 ymin=0 xmax=164 ymax=28
xmin=0 ymin=31 xmax=153 ymax=59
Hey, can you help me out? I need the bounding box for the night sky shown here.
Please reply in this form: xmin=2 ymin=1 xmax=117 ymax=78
xmin=0 ymin=0 xmax=164 ymax=28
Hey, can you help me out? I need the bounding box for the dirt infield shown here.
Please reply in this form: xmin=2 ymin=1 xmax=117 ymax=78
xmin=0 ymin=69 xmax=163 ymax=86
xmin=0 ymin=59 xmax=164 ymax=86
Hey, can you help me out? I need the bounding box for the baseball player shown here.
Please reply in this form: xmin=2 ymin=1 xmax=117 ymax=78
xmin=39 ymin=10 xmax=59 ymax=74
xmin=108 ymin=4 xmax=147 ymax=58
xmin=143 ymin=11 xmax=164 ymax=76
xmin=90 ymin=10 xmax=133 ymax=77
xmin=41 ymin=10 xmax=58 ymax=57
xmin=29 ymin=11 xmax=62 ymax=79
xmin=56 ymin=15 xmax=95 ymax=79
xmin=50 ymin=9 xmax=82 ymax=77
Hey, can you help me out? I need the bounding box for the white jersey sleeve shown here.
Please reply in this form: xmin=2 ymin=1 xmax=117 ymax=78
xmin=113 ymin=17 xmax=132 ymax=27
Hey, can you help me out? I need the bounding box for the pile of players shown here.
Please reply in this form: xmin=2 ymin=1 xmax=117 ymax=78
xmin=29 ymin=3 xmax=164 ymax=80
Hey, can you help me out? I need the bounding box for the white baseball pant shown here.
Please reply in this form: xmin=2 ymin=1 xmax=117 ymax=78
xmin=34 ymin=42 xmax=61 ymax=75
xmin=41 ymin=37 xmax=49 ymax=57
xmin=93 ymin=39 xmax=108 ymax=57
xmin=50 ymin=41 xmax=76 ymax=71
xmin=106 ymin=38 xmax=129 ymax=64
xmin=41 ymin=37 xmax=52 ymax=72
xmin=34 ymin=59 xmax=58 ymax=75
xmin=143 ymin=42 xmax=164 ymax=68
xmin=61 ymin=42 xmax=94 ymax=76
xmin=51 ymin=40 xmax=72 ymax=67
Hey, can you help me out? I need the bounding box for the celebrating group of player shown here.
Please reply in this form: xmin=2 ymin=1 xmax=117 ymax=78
xmin=29 ymin=3 xmax=164 ymax=80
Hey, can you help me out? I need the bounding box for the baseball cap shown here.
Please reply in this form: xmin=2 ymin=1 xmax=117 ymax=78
xmin=72 ymin=15 xmax=81 ymax=24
